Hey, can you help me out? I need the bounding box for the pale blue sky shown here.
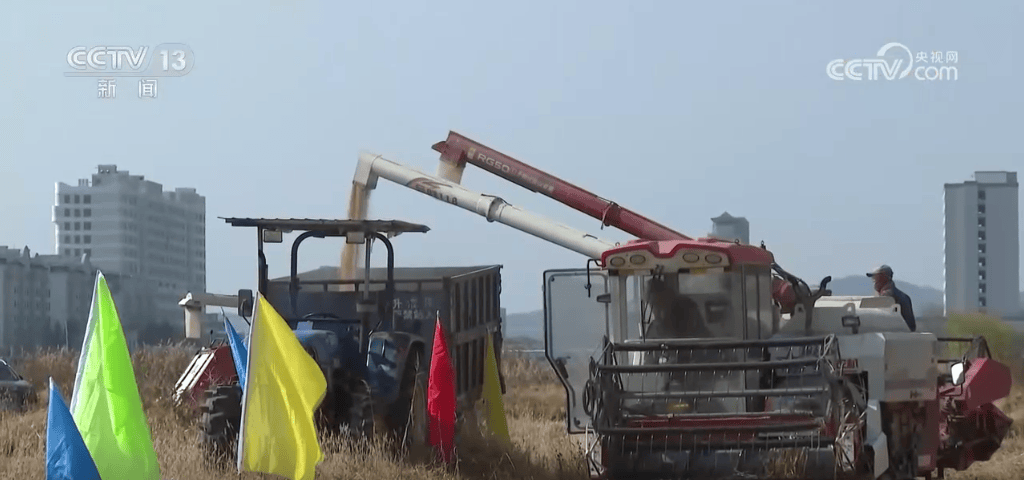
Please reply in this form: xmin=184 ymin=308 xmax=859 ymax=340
xmin=1 ymin=1 xmax=1021 ymax=313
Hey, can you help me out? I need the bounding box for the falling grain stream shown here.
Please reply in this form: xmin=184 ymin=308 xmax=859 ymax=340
xmin=339 ymin=183 xmax=371 ymax=291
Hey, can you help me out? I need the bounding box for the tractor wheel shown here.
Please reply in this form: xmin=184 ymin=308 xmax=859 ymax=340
xmin=344 ymin=378 xmax=375 ymax=439
xmin=199 ymin=383 xmax=242 ymax=466
xmin=390 ymin=349 xmax=428 ymax=453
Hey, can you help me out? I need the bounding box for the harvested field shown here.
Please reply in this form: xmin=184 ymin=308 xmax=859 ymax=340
xmin=0 ymin=343 xmax=1020 ymax=479
xmin=0 ymin=344 xmax=587 ymax=480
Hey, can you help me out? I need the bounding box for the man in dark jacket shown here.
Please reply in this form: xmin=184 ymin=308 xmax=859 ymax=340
xmin=867 ymin=264 xmax=916 ymax=332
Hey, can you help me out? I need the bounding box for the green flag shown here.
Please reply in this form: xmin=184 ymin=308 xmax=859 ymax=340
xmin=69 ymin=271 xmax=160 ymax=480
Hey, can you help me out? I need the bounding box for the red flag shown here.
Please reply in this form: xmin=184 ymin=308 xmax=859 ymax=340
xmin=427 ymin=313 xmax=457 ymax=464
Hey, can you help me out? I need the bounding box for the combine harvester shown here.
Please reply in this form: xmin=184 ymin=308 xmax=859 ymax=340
xmin=351 ymin=132 xmax=1014 ymax=480
xmin=173 ymin=218 xmax=505 ymax=460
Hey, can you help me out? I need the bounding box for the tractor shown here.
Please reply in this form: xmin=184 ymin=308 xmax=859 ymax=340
xmin=185 ymin=217 xmax=504 ymax=461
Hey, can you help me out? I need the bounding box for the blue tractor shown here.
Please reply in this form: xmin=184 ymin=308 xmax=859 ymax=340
xmin=198 ymin=217 xmax=504 ymax=460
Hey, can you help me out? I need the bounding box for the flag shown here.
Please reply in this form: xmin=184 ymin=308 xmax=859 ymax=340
xmin=69 ymin=272 xmax=160 ymax=480
xmin=481 ymin=334 xmax=510 ymax=445
xmin=237 ymin=294 xmax=327 ymax=480
xmin=46 ymin=378 xmax=101 ymax=480
xmin=427 ymin=313 xmax=457 ymax=464
xmin=225 ymin=317 xmax=248 ymax=389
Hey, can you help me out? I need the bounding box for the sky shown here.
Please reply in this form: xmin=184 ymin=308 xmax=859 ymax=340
xmin=1 ymin=1 xmax=1022 ymax=314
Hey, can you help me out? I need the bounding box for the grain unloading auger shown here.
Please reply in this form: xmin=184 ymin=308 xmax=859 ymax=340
xmin=353 ymin=140 xmax=1013 ymax=480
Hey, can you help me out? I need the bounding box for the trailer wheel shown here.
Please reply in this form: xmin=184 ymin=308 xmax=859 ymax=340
xmin=199 ymin=383 xmax=242 ymax=467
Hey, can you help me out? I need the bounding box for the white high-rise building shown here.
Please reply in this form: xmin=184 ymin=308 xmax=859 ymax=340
xmin=710 ymin=212 xmax=750 ymax=244
xmin=943 ymin=171 xmax=1020 ymax=317
xmin=52 ymin=165 xmax=206 ymax=332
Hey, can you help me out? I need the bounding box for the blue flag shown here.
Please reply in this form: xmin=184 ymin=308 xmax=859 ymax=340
xmin=46 ymin=378 xmax=101 ymax=480
xmin=225 ymin=317 xmax=248 ymax=388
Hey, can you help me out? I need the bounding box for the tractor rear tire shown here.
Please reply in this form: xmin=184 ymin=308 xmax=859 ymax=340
xmin=390 ymin=349 xmax=428 ymax=453
xmin=344 ymin=377 xmax=376 ymax=439
xmin=199 ymin=383 xmax=242 ymax=467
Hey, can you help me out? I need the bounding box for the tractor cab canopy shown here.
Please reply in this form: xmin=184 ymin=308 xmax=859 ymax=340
xmin=223 ymin=217 xmax=429 ymax=295
xmin=222 ymin=217 xmax=429 ymax=324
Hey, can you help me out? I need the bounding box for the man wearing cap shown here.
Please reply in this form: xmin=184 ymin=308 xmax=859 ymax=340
xmin=867 ymin=265 xmax=916 ymax=332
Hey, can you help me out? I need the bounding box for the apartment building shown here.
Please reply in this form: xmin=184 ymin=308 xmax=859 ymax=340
xmin=0 ymin=246 xmax=147 ymax=350
xmin=943 ymin=171 xmax=1020 ymax=317
xmin=53 ymin=165 xmax=206 ymax=333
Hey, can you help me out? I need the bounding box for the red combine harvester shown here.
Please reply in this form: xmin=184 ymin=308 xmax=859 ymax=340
xmin=348 ymin=132 xmax=1013 ymax=480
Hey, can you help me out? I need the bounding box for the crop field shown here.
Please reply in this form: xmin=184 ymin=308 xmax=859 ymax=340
xmin=0 ymin=342 xmax=1022 ymax=480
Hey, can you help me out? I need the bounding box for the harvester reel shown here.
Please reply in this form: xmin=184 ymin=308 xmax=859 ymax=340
xmin=831 ymin=379 xmax=869 ymax=478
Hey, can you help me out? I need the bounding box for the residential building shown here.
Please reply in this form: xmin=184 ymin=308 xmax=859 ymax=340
xmin=0 ymin=246 xmax=150 ymax=350
xmin=53 ymin=165 xmax=206 ymax=336
xmin=710 ymin=212 xmax=750 ymax=244
xmin=943 ymin=171 xmax=1020 ymax=317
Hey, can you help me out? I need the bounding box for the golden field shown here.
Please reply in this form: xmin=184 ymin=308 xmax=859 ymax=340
xmin=0 ymin=345 xmax=588 ymax=480
xmin=0 ymin=342 xmax=1021 ymax=480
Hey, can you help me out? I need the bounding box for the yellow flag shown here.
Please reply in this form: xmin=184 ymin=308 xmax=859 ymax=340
xmin=237 ymin=295 xmax=327 ymax=480
xmin=482 ymin=334 xmax=510 ymax=444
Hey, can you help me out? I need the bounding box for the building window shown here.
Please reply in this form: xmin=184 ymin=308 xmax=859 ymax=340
xmin=74 ymin=235 xmax=80 ymax=243
xmin=978 ymin=204 xmax=986 ymax=214
xmin=74 ymin=249 xmax=80 ymax=256
xmin=84 ymin=209 xmax=92 ymax=217
xmin=84 ymin=248 xmax=91 ymax=255
xmin=64 ymin=235 xmax=71 ymax=243
xmin=978 ymin=217 xmax=986 ymax=228
xmin=84 ymin=235 xmax=91 ymax=243
xmin=74 ymin=222 xmax=81 ymax=231
xmin=74 ymin=209 xmax=80 ymax=217
xmin=84 ymin=222 xmax=91 ymax=230
xmin=64 ymin=208 xmax=70 ymax=216
xmin=64 ymin=248 xmax=71 ymax=255
xmin=978 ymin=190 xmax=986 ymax=200
xmin=74 ymin=194 xmax=80 ymax=203
xmin=64 ymin=222 xmax=70 ymax=230
xmin=84 ymin=195 xmax=91 ymax=204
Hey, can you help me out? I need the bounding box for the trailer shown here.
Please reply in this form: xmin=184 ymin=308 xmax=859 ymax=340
xmin=267 ymin=264 xmax=507 ymax=405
